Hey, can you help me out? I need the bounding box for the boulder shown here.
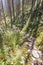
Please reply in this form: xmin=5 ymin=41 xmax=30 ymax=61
xmin=32 ymin=50 xmax=39 ymax=58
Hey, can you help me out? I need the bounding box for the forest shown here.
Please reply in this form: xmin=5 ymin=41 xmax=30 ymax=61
xmin=0 ymin=0 xmax=43 ymax=65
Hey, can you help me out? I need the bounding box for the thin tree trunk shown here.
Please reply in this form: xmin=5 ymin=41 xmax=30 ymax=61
xmin=12 ymin=0 xmax=15 ymax=19
xmin=1 ymin=0 xmax=7 ymax=27
xmin=7 ymin=0 xmax=12 ymax=28
xmin=0 ymin=10 xmax=2 ymax=22
xmin=22 ymin=0 xmax=24 ymax=21
xmin=16 ymin=0 xmax=20 ymax=18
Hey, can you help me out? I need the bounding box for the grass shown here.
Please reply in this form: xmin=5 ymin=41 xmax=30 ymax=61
xmin=0 ymin=28 xmax=31 ymax=65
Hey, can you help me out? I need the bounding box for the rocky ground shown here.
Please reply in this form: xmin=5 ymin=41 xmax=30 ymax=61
xmin=26 ymin=36 xmax=43 ymax=65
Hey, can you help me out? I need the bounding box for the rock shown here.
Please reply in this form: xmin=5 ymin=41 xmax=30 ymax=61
xmin=28 ymin=44 xmax=32 ymax=47
xmin=34 ymin=61 xmax=38 ymax=65
xmin=21 ymin=56 xmax=25 ymax=65
xmin=28 ymin=49 xmax=31 ymax=53
xmin=41 ymin=53 xmax=43 ymax=60
xmin=32 ymin=50 xmax=39 ymax=58
xmin=31 ymin=63 xmax=34 ymax=65
xmin=31 ymin=56 xmax=36 ymax=61
xmin=38 ymin=51 xmax=41 ymax=57
xmin=34 ymin=46 xmax=37 ymax=50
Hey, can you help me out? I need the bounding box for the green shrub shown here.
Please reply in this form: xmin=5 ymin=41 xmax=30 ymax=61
xmin=35 ymin=32 xmax=43 ymax=51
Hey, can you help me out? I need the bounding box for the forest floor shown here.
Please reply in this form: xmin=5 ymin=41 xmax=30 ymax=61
xmin=20 ymin=33 xmax=43 ymax=65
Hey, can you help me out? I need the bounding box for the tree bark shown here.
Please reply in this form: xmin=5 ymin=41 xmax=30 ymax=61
xmin=12 ymin=0 xmax=15 ymax=19
xmin=1 ymin=0 xmax=7 ymax=27
xmin=22 ymin=0 xmax=24 ymax=21
xmin=7 ymin=0 xmax=12 ymax=28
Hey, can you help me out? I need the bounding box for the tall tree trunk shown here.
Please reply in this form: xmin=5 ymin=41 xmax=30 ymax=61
xmin=12 ymin=0 xmax=15 ymax=19
xmin=7 ymin=0 xmax=12 ymax=28
xmin=16 ymin=0 xmax=20 ymax=18
xmin=42 ymin=0 xmax=43 ymax=9
xmin=22 ymin=0 xmax=24 ymax=21
xmin=1 ymin=0 xmax=7 ymax=27
xmin=26 ymin=0 xmax=29 ymax=6
xmin=0 ymin=10 xmax=2 ymax=22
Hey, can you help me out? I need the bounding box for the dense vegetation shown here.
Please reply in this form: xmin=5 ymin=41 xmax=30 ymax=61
xmin=0 ymin=0 xmax=43 ymax=65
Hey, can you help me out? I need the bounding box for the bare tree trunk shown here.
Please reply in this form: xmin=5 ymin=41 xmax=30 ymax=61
xmin=16 ymin=0 xmax=20 ymax=18
xmin=12 ymin=0 xmax=15 ymax=19
xmin=1 ymin=0 xmax=7 ymax=27
xmin=31 ymin=0 xmax=36 ymax=11
xmin=0 ymin=10 xmax=2 ymax=22
xmin=22 ymin=0 xmax=24 ymax=21
xmin=42 ymin=0 xmax=43 ymax=9
xmin=7 ymin=0 xmax=12 ymax=28
xmin=26 ymin=0 xmax=29 ymax=6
